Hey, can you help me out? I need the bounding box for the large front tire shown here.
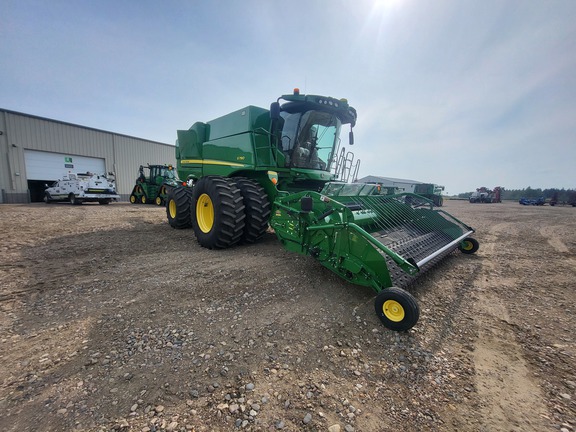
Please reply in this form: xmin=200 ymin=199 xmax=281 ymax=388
xmin=192 ymin=176 xmax=245 ymax=249
xmin=234 ymin=178 xmax=270 ymax=243
xmin=166 ymin=187 xmax=193 ymax=229
xmin=374 ymin=287 xmax=420 ymax=331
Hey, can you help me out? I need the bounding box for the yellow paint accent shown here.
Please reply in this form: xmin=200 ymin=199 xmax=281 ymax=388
xmin=181 ymin=159 xmax=246 ymax=167
xmin=169 ymin=200 xmax=177 ymax=218
xmin=383 ymin=300 xmax=405 ymax=322
xmin=196 ymin=193 xmax=214 ymax=233
xmin=462 ymin=241 xmax=473 ymax=250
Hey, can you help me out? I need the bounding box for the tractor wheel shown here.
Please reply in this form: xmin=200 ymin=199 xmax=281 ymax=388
xmin=166 ymin=187 xmax=193 ymax=229
xmin=374 ymin=287 xmax=420 ymax=331
xmin=192 ymin=176 xmax=245 ymax=249
xmin=234 ymin=178 xmax=271 ymax=243
xmin=459 ymin=237 xmax=479 ymax=254
xmin=44 ymin=193 xmax=52 ymax=204
xmin=141 ymin=195 xmax=147 ymax=204
xmin=155 ymin=196 xmax=163 ymax=206
xmin=130 ymin=194 xmax=137 ymax=204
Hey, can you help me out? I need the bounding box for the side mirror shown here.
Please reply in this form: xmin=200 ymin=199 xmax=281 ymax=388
xmin=349 ymin=131 xmax=354 ymax=145
xmin=270 ymin=102 xmax=280 ymax=120
xmin=44 ymin=183 xmax=49 ymax=188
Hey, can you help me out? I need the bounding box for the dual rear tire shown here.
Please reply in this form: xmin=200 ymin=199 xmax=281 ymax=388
xmin=166 ymin=176 xmax=269 ymax=249
xmin=192 ymin=176 xmax=245 ymax=249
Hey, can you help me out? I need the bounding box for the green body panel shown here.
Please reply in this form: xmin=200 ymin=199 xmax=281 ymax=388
xmin=207 ymin=106 xmax=269 ymax=140
xmin=175 ymin=93 xmax=356 ymax=203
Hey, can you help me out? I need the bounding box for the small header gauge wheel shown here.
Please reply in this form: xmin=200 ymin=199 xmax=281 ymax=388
xmin=374 ymin=287 xmax=420 ymax=331
xmin=459 ymin=237 xmax=479 ymax=254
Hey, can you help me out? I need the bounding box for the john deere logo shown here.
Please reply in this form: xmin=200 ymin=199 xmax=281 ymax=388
xmin=65 ymin=157 xmax=73 ymax=163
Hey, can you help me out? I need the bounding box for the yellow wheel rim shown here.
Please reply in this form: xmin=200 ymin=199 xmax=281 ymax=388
xmin=130 ymin=195 xmax=136 ymax=203
xmin=196 ymin=193 xmax=214 ymax=233
xmin=141 ymin=196 xmax=147 ymax=204
xmin=462 ymin=241 xmax=473 ymax=251
xmin=383 ymin=300 xmax=405 ymax=322
xmin=169 ymin=199 xmax=177 ymax=218
xmin=155 ymin=197 xmax=162 ymax=206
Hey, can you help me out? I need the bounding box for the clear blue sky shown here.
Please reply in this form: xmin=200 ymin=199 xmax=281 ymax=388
xmin=2 ymin=0 xmax=575 ymax=194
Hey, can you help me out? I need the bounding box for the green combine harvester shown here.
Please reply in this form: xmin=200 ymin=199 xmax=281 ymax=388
xmin=166 ymin=89 xmax=479 ymax=331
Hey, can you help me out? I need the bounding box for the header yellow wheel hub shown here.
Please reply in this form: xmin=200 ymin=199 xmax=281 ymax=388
xmin=197 ymin=194 xmax=214 ymax=233
xmin=383 ymin=300 xmax=405 ymax=322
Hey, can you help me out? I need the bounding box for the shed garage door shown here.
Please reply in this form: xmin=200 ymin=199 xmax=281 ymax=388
xmin=24 ymin=150 xmax=106 ymax=180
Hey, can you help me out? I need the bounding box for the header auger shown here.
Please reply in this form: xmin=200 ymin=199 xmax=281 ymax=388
xmin=165 ymin=89 xmax=479 ymax=331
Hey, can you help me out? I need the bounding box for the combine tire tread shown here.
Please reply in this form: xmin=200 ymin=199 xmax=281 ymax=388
xmin=166 ymin=187 xmax=194 ymax=229
xmin=234 ymin=177 xmax=271 ymax=243
xmin=192 ymin=176 xmax=245 ymax=249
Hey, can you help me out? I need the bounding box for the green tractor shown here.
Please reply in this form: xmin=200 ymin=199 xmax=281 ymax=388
xmin=166 ymin=89 xmax=479 ymax=331
xmin=129 ymin=164 xmax=181 ymax=205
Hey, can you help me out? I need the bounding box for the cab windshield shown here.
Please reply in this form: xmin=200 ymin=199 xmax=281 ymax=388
xmin=159 ymin=167 xmax=176 ymax=179
xmin=279 ymin=111 xmax=341 ymax=170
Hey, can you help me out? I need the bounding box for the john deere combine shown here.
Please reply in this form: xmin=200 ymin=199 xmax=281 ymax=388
xmin=166 ymin=89 xmax=479 ymax=331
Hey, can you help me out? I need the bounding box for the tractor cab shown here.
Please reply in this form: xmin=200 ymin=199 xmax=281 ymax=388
xmin=149 ymin=164 xmax=176 ymax=185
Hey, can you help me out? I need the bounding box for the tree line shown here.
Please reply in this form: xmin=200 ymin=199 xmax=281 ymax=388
xmin=457 ymin=187 xmax=576 ymax=203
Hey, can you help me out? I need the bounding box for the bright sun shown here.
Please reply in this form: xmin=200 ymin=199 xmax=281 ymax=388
xmin=372 ymin=0 xmax=404 ymax=9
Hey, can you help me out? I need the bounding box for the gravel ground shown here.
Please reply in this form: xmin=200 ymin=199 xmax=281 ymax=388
xmin=0 ymin=199 xmax=574 ymax=432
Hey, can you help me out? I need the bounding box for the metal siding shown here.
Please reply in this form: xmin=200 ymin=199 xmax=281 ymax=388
xmin=113 ymin=135 xmax=176 ymax=197
xmin=0 ymin=109 xmax=175 ymax=203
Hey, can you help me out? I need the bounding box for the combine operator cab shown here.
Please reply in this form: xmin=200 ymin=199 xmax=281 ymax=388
xmin=271 ymin=89 xmax=360 ymax=188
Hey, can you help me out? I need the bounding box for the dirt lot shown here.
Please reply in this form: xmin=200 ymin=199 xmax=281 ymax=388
xmin=0 ymin=200 xmax=574 ymax=432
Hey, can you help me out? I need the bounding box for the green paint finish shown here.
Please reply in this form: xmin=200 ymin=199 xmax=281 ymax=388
xmin=270 ymin=189 xmax=474 ymax=292
xmin=175 ymin=91 xmax=357 ymax=203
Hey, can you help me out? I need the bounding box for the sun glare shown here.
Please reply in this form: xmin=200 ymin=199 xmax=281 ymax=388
xmin=372 ymin=0 xmax=404 ymax=10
